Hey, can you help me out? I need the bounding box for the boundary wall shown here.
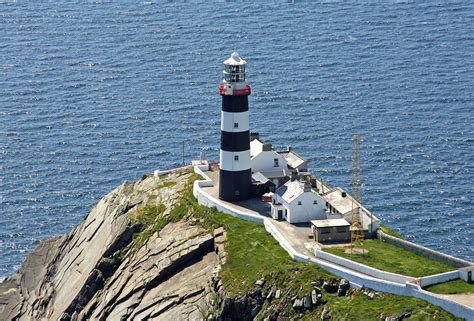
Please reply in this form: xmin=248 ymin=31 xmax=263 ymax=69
xmin=315 ymin=250 xmax=413 ymax=284
xmin=192 ymin=167 xmax=474 ymax=320
xmin=377 ymin=230 xmax=472 ymax=268
xmin=418 ymin=270 xmax=460 ymax=288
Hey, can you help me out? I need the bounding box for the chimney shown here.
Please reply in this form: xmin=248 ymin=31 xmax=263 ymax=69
xmin=287 ymin=146 xmax=292 ymax=152
xmin=290 ymin=171 xmax=297 ymax=181
xmin=250 ymin=132 xmax=260 ymax=141
xmin=303 ymin=181 xmax=312 ymax=192
xmin=263 ymin=141 xmax=272 ymax=151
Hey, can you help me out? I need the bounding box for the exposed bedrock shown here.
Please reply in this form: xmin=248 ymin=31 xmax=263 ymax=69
xmin=0 ymin=172 xmax=222 ymax=321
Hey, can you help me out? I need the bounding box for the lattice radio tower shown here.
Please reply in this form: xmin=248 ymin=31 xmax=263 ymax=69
xmin=351 ymin=134 xmax=364 ymax=249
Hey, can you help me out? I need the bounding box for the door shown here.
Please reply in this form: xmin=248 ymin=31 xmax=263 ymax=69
xmin=277 ymin=210 xmax=283 ymax=220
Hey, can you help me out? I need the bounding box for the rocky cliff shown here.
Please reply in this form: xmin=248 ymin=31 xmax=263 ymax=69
xmin=0 ymin=170 xmax=224 ymax=320
xmin=0 ymin=169 xmax=460 ymax=321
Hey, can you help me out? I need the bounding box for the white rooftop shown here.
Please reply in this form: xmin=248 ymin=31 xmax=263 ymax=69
xmin=279 ymin=150 xmax=306 ymax=169
xmin=275 ymin=179 xmax=308 ymax=203
xmin=311 ymin=218 xmax=350 ymax=228
xmin=224 ymin=52 xmax=246 ymax=66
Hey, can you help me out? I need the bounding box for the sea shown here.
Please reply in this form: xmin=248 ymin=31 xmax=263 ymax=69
xmin=1 ymin=0 xmax=473 ymax=277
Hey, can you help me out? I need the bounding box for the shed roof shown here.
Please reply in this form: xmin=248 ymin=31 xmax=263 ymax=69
xmin=252 ymin=172 xmax=270 ymax=184
xmin=278 ymin=150 xmax=306 ymax=169
xmin=323 ymin=189 xmax=353 ymax=215
xmin=311 ymin=218 xmax=350 ymax=228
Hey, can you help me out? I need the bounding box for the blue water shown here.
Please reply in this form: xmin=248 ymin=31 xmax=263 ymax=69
xmin=1 ymin=1 xmax=473 ymax=277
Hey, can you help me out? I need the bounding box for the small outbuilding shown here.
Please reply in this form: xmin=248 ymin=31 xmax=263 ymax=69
xmin=311 ymin=218 xmax=350 ymax=243
xmin=459 ymin=266 xmax=474 ymax=284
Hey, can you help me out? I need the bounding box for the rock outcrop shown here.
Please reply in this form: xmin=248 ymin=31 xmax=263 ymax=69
xmin=0 ymin=170 xmax=220 ymax=321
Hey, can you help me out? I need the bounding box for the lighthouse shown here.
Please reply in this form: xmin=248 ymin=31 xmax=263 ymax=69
xmin=219 ymin=52 xmax=252 ymax=201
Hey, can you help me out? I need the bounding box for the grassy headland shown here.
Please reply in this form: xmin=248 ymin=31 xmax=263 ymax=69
xmin=323 ymin=240 xmax=454 ymax=277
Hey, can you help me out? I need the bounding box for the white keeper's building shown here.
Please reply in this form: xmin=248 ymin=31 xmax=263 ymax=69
xmin=271 ymin=179 xmax=326 ymax=223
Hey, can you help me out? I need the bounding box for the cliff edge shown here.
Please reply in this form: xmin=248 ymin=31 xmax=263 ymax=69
xmin=0 ymin=169 xmax=462 ymax=321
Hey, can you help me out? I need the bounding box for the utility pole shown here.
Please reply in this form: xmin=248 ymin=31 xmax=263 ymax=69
xmin=351 ymin=134 xmax=364 ymax=251
xmin=182 ymin=141 xmax=185 ymax=165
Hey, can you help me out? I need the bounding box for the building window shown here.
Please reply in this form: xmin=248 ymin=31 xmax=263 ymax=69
xmin=274 ymin=158 xmax=279 ymax=167
xmin=234 ymin=122 xmax=239 ymax=128
xmin=234 ymin=155 xmax=239 ymax=161
xmin=321 ymin=227 xmax=331 ymax=234
xmin=298 ymin=201 xmax=302 ymax=205
xmin=313 ymin=200 xmax=318 ymax=204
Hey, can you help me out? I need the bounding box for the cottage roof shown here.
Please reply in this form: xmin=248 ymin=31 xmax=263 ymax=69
xmin=275 ymin=180 xmax=308 ymax=203
xmin=252 ymin=172 xmax=270 ymax=184
xmin=323 ymin=189 xmax=353 ymax=215
xmin=279 ymin=150 xmax=306 ymax=169
xmin=311 ymin=218 xmax=350 ymax=228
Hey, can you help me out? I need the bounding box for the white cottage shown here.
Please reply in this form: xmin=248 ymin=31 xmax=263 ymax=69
xmin=250 ymin=138 xmax=288 ymax=186
xmin=271 ymin=179 xmax=326 ymax=223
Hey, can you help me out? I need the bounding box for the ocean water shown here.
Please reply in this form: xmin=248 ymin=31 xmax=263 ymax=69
xmin=1 ymin=1 xmax=473 ymax=277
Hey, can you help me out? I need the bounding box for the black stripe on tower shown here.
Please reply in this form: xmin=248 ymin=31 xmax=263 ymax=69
xmin=220 ymin=130 xmax=250 ymax=152
xmin=219 ymin=168 xmax=252 ymax=201
xmin=222 ymin=95 xmax=248 ymax=112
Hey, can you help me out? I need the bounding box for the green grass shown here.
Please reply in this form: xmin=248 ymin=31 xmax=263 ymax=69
xmin=156 ymin=180 xmax=177 ymax=189
xmin=426 ymin=279 xmax=474 ymax=295
xmin=127 ymin=172 xmax=460 ymax=320
xmin=380 ymin=224 xmax=405 ymax=239
xmin=323 ymin=240 xmax=455 ymax=277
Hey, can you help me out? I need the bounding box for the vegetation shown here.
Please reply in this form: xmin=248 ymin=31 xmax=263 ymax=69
xmin=426 ymin=279 xmax=474 ymax=295
xmin=323 ymin=240 xmax=454 ymax=277
xmin=156 ymin=180 xmax=177 ymax=189
xmin=380 ymin=224 xmax=404 ymax=239
xmin=127 ymin=171 xmax=460 ymax=320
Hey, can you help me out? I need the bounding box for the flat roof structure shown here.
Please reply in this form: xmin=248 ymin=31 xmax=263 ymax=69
xmin=311 ymin=218 xmax=350 ymax=228
xmin=278 ymin=150 xmax=306 ymax=169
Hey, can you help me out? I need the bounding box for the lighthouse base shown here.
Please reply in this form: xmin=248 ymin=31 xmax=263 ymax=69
xmin=219 ymin=168 xmax=252 ymax=202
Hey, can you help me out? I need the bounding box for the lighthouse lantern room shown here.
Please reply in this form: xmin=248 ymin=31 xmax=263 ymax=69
xmin=219 ymin=52 xmax=252 ymax=201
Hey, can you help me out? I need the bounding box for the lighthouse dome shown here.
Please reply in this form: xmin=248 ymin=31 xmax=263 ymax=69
xmin=224 ymin=51 xmax=246 ymax=66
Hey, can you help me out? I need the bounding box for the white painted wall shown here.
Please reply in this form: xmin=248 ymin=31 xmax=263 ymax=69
xmin=274 ymin=191 xmax=326 ymax=224
xmin=220 ymin=150 xmax=251 ymax=171
xmin=221 ymin=111 xmax=249 ymax=132
xmin=192 ymin=166 xmax=474 ymax=320
xmin=418 ymin=270 xmax=460 ymax=288
xmin=251 ymin=150 xmax=287 ymax=174
xmin=315 ymin=250 xmax=413 ymax=284
xmin=250 ymin=139 xmax=263 ymax=158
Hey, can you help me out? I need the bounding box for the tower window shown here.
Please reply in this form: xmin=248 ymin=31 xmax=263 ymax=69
xmin=313 ymin=200 xmax=318 ymax=204
xmin=234 ymin=122 xmax=239 ymax=128
xmin=298 ymin=201 xmax=302 ymax=205
xmin=234 ymin=155 xmax=239 ymax=161
xmin=274 ymin=158 xmax=279 ymax=167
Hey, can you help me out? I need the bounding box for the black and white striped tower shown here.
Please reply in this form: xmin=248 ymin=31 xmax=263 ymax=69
xmin=219 ymin=52 xmax=252 ymax=201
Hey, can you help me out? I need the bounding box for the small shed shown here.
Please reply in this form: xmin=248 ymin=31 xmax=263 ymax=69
xmin=311 ymin=219 xmax=350 ymax=243
xmin=459 ymin=265 xmax=474 ymax=284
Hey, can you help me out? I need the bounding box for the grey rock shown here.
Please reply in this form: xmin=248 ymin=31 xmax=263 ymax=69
xmin=275 ymin=289 xmax=281 ymax=299
xmin=303 ymin=295 xmax=312 ymax=309
xmin=311 ymin=289 xmax=318 ymax=305
xmin=0 ymin=172 xmax=222 ymax=321
xmin=255 ymin=277 xmax=266 ymax=286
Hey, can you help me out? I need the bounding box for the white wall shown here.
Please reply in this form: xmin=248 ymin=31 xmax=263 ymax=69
xmin=220 ymin=150 xmax=251 ymax=171
xmin=286 ymin=192 xmax=326 ymax=224
xmin=192 ymin=166 xmax=474 ymax=320
xmin=251 ymin=150 xmax=287 ymax=174
xmin=315 ymin=250 xmax=413 ymax=284
xmin=418 ymin=270 xmax=460 ymax=288
xmin=250 ymin=139 xmax=263 ymax=158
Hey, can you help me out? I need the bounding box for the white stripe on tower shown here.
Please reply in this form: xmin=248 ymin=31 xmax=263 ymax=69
xmin=219 ymin=150 xmax=251 ymax=171
xmin=221 ymin=111 xmax=249 ymax=132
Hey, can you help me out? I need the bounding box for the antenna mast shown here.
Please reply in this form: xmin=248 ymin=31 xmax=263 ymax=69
xmin=351 ymin=134 xmax=364 ymax=250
